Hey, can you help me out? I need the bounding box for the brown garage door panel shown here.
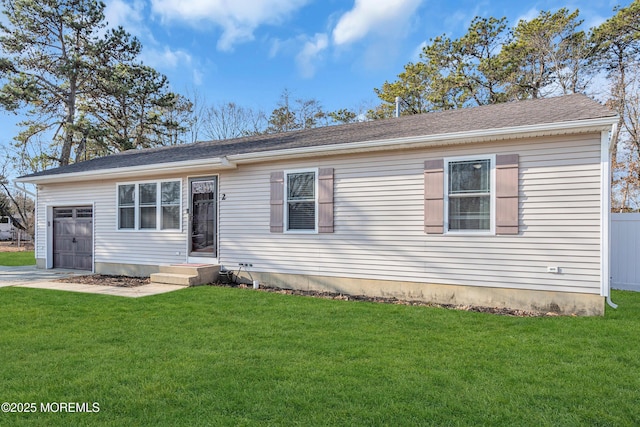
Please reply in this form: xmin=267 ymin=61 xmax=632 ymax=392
xmin=53 ymin=207 xmax=93 ymax=271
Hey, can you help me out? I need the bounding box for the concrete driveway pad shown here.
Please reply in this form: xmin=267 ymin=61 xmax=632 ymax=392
xmin=0 ymin=265 xmax=83 ymax=286
xmin=0 ymin=266 xmax=184 ymax=297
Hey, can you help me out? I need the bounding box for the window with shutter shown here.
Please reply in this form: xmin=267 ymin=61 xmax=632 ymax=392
xmin=425 ymin=154 xmax=519 ymax=235
xmin=270 ymin=168 xmax=335 ymax=234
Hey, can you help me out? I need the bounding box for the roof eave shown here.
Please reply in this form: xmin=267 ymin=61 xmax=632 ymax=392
xmin=17 ymin=116 xmax=617 ymax=185
xmin=17 ymin=157 xmax=238 ymax=185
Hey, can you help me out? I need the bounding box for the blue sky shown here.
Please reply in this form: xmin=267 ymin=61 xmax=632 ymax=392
xmin=0 ymin=0 xmax=633 ymax=175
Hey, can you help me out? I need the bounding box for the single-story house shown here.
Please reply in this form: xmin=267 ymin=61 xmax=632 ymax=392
xmin=17 ymin=94 xmax=618 ymax=315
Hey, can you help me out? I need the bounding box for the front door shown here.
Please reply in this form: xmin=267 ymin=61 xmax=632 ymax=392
xmin=189 ymin=177 xmax=217 ymax=260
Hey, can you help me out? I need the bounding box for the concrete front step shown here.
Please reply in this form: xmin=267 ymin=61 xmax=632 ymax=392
xmin=150 ymin=264 xmax=220 ymax=287
xmin=149 ymin=272 xmax=199 ymax=286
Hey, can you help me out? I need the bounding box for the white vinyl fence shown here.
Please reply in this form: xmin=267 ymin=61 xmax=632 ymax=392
xmin=611 ymin=213 xmax=640 ymax=291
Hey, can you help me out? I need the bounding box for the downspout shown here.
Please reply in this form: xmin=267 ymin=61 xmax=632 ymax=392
xmin=607 ymin=289 xmax=618 ymax=309
xmin=605 ymin=125 xmax=618 ymax=309
xmin=13 ymin=180 xmax=36 ymax=198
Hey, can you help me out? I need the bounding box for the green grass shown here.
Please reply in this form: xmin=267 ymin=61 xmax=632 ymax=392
xmin=0 ymin=286 xmax=639 ymax=426
xmin=0 ymin=251 xmax=35 ymax=266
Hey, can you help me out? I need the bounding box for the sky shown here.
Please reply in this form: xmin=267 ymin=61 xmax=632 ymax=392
xmin=0 ymin=0 xmax=633 ymax=178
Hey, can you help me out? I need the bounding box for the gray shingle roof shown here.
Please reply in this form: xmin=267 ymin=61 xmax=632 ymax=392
xmin=20 ymin=94 xmax=615 ymax=179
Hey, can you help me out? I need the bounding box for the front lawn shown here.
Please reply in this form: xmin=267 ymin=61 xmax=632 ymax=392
xmin=0 ymin=286 xmax=638 ymax=426
xmin=0 ymin=251 xmax=35 ymax=266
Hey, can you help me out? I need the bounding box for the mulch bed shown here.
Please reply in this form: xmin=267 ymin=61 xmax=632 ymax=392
xmin=56 ymin=274 xmax=552 ymax=317
xmin=57 ymin=275 xmax=150 ymax=287
xmin=216 ymin=282 xmax=553 ymax=317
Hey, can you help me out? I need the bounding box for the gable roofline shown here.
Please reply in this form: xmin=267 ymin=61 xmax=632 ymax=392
xmin=18 ymin=115 xmax=617 ymax=185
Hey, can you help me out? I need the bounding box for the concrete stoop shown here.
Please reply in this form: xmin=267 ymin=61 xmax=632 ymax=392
xmin=150 ymin=264 xmax=220 ymax=287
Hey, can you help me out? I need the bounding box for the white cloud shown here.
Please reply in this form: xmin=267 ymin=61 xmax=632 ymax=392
xmin=514 ymin=8 xmax=540 ymax=25
xmin=192 ymin=68 xmax=204 ymax=86
xmin=141 ymin=46 xmax=192 ymax=69
xmin=269 ymin=38 xmax=284 ymax=58
xmin=150 ymin=0 xmax=310 ymax=51
xmin=295 ymin=33 xmax=329 ymax=78
xmin=104 ymin=0 xmax=145 ymax=31
xmin=584 ymin=13 xmax=608 ymax=30
xmin=332 ymin=0 xmax=423 ymax=46
xmin=443 ymin=10 xmax=471 ymax=34
xmin=411 ymin=40 xmax=427 ymax=62
xmin=103 ymin=0 xmax=160 ymax=44
xmin=141 ymin=46 xmax=207 ymax=87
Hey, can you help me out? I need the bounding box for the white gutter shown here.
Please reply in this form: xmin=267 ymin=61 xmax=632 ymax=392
xmin=602 ymin=124 xmax=618 ymax=309
xmin=12 ymin=180 xmax=36 ymax=197
xmin=16 ymin=117 xmax=617 ymax=185
xmin=16 ymin=156 xmax=237 ymax=185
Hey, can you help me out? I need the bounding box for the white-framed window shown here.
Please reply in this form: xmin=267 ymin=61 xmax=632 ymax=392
xmin=444 ymin=155 xmax=495 ymax=234
xmin=117 ymin=180 xmax=182 ymax=231
xmin=139 ymin=183 xmax=157 ymax=229
xmin=161 ymin=181 xmax=181 ymax=230
xmin=118 ymin=184 xmax=135 ymax=229
xmin=285 ymin=169 xmax=317 ymax=232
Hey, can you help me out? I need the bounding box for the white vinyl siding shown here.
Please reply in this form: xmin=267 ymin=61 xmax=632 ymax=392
xmin=218 ymin=133 xmax=603 ymax=295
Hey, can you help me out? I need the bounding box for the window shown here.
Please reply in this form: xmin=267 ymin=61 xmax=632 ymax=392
xmin=286 ymin=170 xmax=316 ymax=231
xmin=139 ymin=183 xmax=157 ymax=229
xmin=118 ymin=184 xmax=135 ymax=229
xmin=425 ymin=155 xmax=517 ymax=235
xmin=54 ymin=208 xmax=73 ymax=219
xmin=76 ymin=208 xmax=93 ymax=218
xmin=271 ymin=168 xmax=333 ymax=234
xmin=445 ymin=157 xmax=493 ymax=232
xmin=117 ymin=180 xmax=181 ymax=231
xmin=161 ymin=181 xmax=181 ymax=230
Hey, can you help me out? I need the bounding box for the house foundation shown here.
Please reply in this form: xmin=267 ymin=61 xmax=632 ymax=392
xmin=237 ymin=271 xmax=605 ymax=316
xmin=37 ymin=260 xmax=604 ymax=315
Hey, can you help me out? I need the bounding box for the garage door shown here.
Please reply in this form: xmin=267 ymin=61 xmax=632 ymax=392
xmin=53 ymin=207 xmax=93 ymax=270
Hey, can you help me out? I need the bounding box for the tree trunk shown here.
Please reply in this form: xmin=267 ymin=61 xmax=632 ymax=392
xmin=59 ymin=77 xmax=78 ymax=166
